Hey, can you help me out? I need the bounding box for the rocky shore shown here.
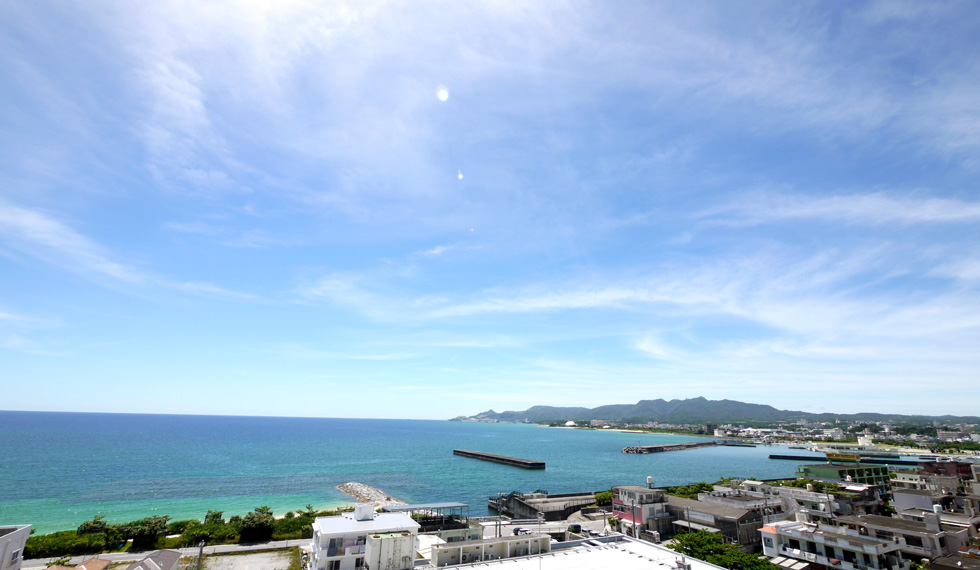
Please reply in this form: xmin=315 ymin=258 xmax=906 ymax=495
xmin=336 ymin=482 xmax=408 ymax=509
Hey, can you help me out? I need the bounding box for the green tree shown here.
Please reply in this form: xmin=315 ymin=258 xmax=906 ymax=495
xmin=669 ymin=530 xmax=779 ymax=570
xmin=25 ymin=531 xmax=105 ymax=559
xmin=594 ymin=490 xmax=613 ymax=506
xmin=666 ymin=482 xmax=715 ymax=499
xmin=204 ymin=510 xmax=224 ymax=525
xmin=125 ymin=516 xmax=169 ymax=550
xmin=239 ymin=509 xmax=275 ymax=543
xmin=77 ymin=516 xmax=107 ymax=536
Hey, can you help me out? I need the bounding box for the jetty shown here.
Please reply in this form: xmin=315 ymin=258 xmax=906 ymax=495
xmin=453 ymin=449 xmax=546 ymax=469
xmin=768 ymin=454 xmax=920 ymax=466
xmin=622 ymin=440 xmax=752 ymax=454
xmin=337 ymin=481 xmax=407 ymax=508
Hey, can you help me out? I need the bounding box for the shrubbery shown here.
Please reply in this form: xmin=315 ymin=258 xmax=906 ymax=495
xmin=665 ymin=481 xmax=715 ymax=499
xmin=669 ymin=530 xmax=779 ymax=570
xmin=26 ymin=504 xmax=346 ymax=559
xmin=25 ymin=531 xmax=106 ymax=559
xmin=594 ymin=490 xmax=613 ymax=506
xmin=240 ymin=509 xmax=276 ymax=543
xmin=772 ymin=478 xmax=841 ymax=494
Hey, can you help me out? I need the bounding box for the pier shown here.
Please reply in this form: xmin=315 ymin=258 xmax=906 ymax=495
xmin=768 ymin=454 xmax=920 ymax=466
xmin=622 ymin=440 xmax=751 ymax=454
xmin=453 ymin=449 xmax=546 ymax=469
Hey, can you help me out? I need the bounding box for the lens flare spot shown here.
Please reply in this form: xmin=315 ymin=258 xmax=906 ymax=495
xmin=458 ymin=171 xmax=464 ymax=180
xmin=437 ymin=87 xmax=449 ymax=102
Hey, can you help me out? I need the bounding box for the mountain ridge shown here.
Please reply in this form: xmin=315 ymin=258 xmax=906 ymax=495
xmin=455 ymin=397 xmax=980 ymax=425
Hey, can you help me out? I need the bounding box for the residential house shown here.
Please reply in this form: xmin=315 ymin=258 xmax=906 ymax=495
xmin=760 ymin=513 xmax=908 ymax=570
xmin=666 ymin=496 xmax=765 ymax=550
xmin=611 ymin=484 xmax=673 ymax=539
xmin=125 ymin=550 xmax=181 ymax=570
xmin=49 ymin=559 xmax=110 ymax=570
xmin=0 ymin=526 xmax=31 ymax=570
xmin=310 ymin=504 xmax=420 ymax=570
xmin=429 ymin=534 xmax=550 ymax=567
xmin=927 ymin=555 xmax=980 ymax=570
xmin=837 ymin=513 xmax=969 ymax=560
xmin=890 ymin=473 xmax=960 ymax=494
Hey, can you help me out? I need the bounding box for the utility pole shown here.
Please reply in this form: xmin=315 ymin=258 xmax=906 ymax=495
xmin=196 ymin=541 xmax=205 ymax=570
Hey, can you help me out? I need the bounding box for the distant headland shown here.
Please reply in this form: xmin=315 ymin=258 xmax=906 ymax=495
xmin=450 ymin=396 xmax=980 ymax=425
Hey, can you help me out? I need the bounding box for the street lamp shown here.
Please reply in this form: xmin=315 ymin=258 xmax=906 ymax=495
xmin=536 ymin=511 xmax=544 ymax=570
xmin=497 ymin=492 xmax=503 ymax=538
xmin=631 ymin=500 xmax=637 ymax=537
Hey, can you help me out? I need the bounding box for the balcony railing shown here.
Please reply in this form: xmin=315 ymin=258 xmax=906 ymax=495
xmin=777 ymin=545 xmax=906 ymax=570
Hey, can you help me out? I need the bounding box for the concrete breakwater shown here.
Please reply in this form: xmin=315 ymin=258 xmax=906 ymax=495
xmin=622 ymin=440 xmax=749 ymax=454
xmin=453 ymin=449 xmax=546 ymax=469
xmin=336 ymin=482 xmax=408 ymax=508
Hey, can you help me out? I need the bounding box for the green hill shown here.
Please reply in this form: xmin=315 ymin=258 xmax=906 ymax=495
xmin=456 ymin=397 xmax=979 ymax=425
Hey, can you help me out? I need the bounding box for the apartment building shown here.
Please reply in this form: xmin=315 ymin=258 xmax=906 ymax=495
xmin=0 ymin=526 xmax=31 ymax=570
xmin=761 ymin=515 xmax=908 ymax=570
xmin=310 ymin=504 xmax=420 ymax=570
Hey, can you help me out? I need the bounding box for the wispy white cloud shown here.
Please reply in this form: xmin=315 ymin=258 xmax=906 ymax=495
xmin=0 ymin=198 xmax=147 ymax=283
xmin=299 ymin=244 xmax=980 ymax=368
xmin=0 ymin=198 xmax=261 ymax=302
xmin=412 ymin=244 xmax=455 ymax=257
xmin=634 ymin=336 xmax=674 ymax=360
xmin=700 ymin=191 xmax=980 ymax=227
xmin=0 ymin=333 xmax=48 ymax=354
xmin=175 ymin=282 xmax=262 ymax=302
xmin=265 ymin=343 xmax=416 ymax=361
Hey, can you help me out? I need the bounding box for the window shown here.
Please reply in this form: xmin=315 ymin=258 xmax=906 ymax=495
xmin=10 ymin=549 xmax=21 ymax=564
xmin=354 ymin=557 xmax=364 ymax=568
xmin=764 ymin=538 xmax=774 ymax=548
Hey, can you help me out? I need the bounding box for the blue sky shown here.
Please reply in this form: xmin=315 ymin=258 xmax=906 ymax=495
xmin=2 ymin=1 xmax=979 ymax=419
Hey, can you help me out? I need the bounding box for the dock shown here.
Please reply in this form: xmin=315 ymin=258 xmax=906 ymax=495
xmin=622 ymin=440 xmax=752 ymax=454
xmin=768 ymin=454 xmax=920 ymax=466
xmin=453 ymin=449 xmax=546 ymax=469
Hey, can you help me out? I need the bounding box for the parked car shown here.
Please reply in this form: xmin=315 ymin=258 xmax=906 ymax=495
xmin=513 ymin=527 xmax=533 ymax=535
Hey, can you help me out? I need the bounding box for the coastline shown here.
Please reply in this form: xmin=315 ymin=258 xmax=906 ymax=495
xmin=0 ymin=415 xmax=805 ymax=535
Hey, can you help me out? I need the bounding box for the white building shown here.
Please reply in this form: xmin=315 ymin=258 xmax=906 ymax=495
xmin=310 ymin=504 xmax=420 ymax=570
xmin=420 ymin=534 xmax=729 ymax=570
xmin=0 ymin=525 xmax=31 ymax=570
xmin=429 ymin=533 xmax=551 ymax=567
xmin=761 ymin=514 xmax=908 ymax=570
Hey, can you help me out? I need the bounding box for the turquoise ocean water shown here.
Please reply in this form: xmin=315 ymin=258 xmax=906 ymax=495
xmin=0 ymin=412 xmax=800 ymax=534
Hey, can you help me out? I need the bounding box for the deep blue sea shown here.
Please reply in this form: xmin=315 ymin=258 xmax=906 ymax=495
xmin=0 ymin=412 xmax=801 ymax=534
